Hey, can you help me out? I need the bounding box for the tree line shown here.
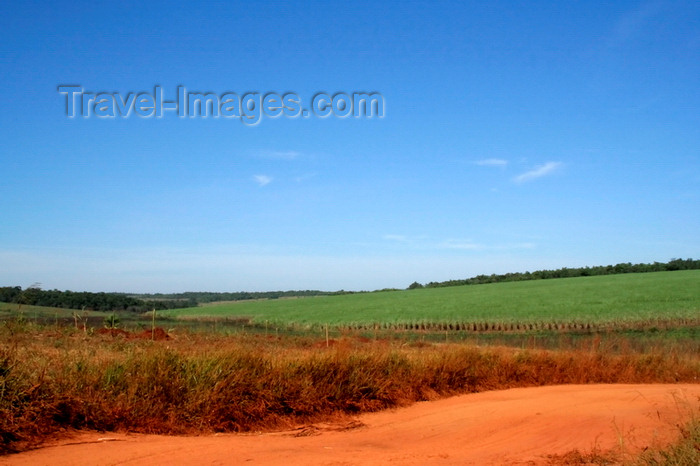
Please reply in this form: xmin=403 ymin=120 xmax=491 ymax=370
xmin=0 ymin=287 xmax=196 ymax=313
xmin=0 ymin=288 xmax=348 ymax=312
xmin=408 ymin=258 xmax=700 ymax=289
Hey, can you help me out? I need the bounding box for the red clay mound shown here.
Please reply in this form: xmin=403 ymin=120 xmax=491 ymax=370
xmin=134 ymin=327 xmax=170 ymax=340
xmin=5 ymin=384 xmax=699 ymax=465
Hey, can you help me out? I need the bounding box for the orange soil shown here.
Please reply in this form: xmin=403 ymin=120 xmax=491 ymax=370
xmin=3 ymin=384 xmax=698 ymax=465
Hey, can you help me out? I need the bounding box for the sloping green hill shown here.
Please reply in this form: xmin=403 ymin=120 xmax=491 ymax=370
xmin=161 ymin=270 xmax=700 ymax=328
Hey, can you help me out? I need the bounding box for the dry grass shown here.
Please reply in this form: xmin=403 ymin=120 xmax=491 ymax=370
xmin=1 ymin=321 xmax=699 ymax=455
xmin=544 ymin=419 xmax=700 ymax=465
xmin=633 ymin=416 xmax=700 ymax=465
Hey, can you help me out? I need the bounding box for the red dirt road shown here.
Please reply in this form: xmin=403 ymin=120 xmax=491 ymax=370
xmin=3 ymin=384 xmax=699 ymax=465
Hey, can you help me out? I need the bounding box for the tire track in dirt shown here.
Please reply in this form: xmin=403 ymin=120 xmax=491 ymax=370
xmin=3 ymin=384 xmax=699 ymax=465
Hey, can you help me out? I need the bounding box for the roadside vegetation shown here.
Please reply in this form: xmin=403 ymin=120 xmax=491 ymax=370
xmin=1 ymin=319 xmax=699 ymax=455
xmin=634 ymin=420 xmax=700 ymax=465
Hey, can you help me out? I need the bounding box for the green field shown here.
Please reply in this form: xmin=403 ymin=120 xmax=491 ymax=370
xmin=161 ymin=270 xmax=700 ymax=328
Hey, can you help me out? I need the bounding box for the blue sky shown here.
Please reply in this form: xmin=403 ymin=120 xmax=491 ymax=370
xmin=1 ymin=1 xmax=698 ymax=292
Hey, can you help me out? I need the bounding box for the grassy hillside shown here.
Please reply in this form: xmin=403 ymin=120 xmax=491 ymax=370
xmin=161 ymin=270 xmax=700 ymax=327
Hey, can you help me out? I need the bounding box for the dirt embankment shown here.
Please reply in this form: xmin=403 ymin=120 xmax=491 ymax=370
xmin=3 ymin=384 xmax=698 ymax=465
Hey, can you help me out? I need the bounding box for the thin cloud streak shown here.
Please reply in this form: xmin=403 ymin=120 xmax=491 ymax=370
xmin=253 ymin=175 xmax=272 ymax=187
xmin=384 ymin=236 xmax=535 ymax=252
xmin=513 ymin=162 xmax=562 ymax=183
xmin=475 ymin=158 xmax=508 ymax=167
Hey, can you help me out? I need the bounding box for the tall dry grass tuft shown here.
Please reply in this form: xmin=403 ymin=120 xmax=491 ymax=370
xmin=633 ymin=419 xmax=700 ymax=465
xmin=1 ymin=322 xmax=699 ymax=454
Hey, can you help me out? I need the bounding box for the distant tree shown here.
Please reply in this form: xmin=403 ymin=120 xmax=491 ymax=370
xmin=408 ymin=281 xmax=423 ymax=290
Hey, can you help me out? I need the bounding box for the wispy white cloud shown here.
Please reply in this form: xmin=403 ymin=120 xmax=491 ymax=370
xmin=513 ymin=162 xmax=562 ymax=183
xmin=253 ymin=175 xmax=272 ymax=187
xmin=384 ymin=235 xmax=535 ymax=252
xmin=474 ymin=158 xmax=508 ymax=167
xmin=440 ymin=240 xmax=483 ymax=250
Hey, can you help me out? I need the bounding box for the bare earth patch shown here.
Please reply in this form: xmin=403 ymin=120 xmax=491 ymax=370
xmin=3 ymin=384 xmax=698 ymax=465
